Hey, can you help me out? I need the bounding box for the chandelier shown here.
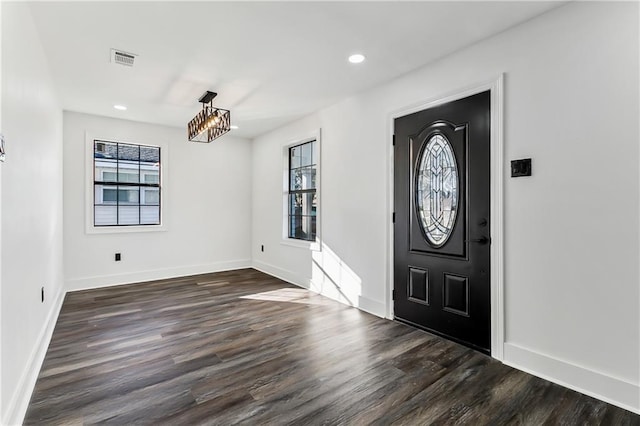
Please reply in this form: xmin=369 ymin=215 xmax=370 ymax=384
xmin=187 ymin=91 xmax=231 ymax=142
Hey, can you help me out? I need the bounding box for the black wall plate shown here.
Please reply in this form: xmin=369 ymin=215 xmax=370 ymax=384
xmin=511 ymin=158 xmax=532 ymax=177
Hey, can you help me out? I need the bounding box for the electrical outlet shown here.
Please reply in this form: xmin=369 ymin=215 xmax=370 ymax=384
xmin=41 ymin=286 xmax=44 ymax=303
xmin=115 ymin=253 xmax=121 ymax=261
xmin=261 ymin=245 xmax=264 ymax=252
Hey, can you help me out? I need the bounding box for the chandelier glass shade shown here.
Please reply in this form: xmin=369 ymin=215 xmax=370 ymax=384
xmin=187 ymin=91 xmax=231 ymax=143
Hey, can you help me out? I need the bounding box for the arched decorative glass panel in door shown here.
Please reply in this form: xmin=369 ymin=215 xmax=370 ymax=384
xmin=416 ymin=133 xmax=459 ymax=247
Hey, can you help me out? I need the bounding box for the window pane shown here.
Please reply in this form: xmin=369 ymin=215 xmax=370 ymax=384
xmin=303 ymin=216 xmax=314 ymax=240
xmin=289 ymin=193 xmax=301 ymax=216
xmin=290 ymin=145 xmax=302 ymax=169
xmin=118 ymin=169 xmax=139 ymax=183
xmin=95 ymin=141 xmax=117 ymax=159
xmin=288 ymin=215 xmax=294 ymax=238
xmin=289 ymin=215 xmax=302 ymax=239
xmin=140 ymin=146 xmax=160 ymax=163
xmin=103 ymin=188 xmax=117 ymax=203
xmin=141 ymin=149 xmax=160 ymax=185
xmin=118 ymin=206 xmax=140 ymax=225
xmin=144 ymin=172 xmax=159 ymax=184
xmin=289 ymin=192 xmax=315 ymax=216
xmin=95 ymin=159 xmax=117 ymax=182
xmin=290 ymin=169 xmax=301 ymax=191
xmin=143 ymin=188 xmax=159 ymax=205
xmin=311 ymin=192 xmax=317 ymax=216
xmin=301 ymin=142 xmax=313 ymax=167
xmin=140 ymin=205 xmax=160 ymax=225
xmin=290 ymin=167 xmax=316 ymax=191
xmin=288 ymin=215 xmax=314 ymax=241
xmin=118 ymin=187 xmax=139 ymax=204
xmin=301 ymin=192 xmax=315 ymax=216
xmin=304 ymin=167 xmax=316 ymax=190
xmin=103 ymin=171 xmax=117 ymax=182
xmin=95 ymin=184 xmax=116 ymax=204
xmin=118 ymin=143 xmax=139 ymax=161
xmin=95 ymin=205 xmax=117 ymax=226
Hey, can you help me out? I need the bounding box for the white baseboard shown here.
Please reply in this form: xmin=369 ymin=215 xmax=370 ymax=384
xmin=503 ymin=342 xmax=640 ymax=415
xmin=65 ymin=259 xmax=252 ymax=292
xmin=252 ymin=260 xmax=310 ymax=290
xmin=357 ymin=296 xmax=385 ymax=318
xmin=3 ymin=288 xmax=66 ymax=426
xmin=252 ymin=260 xmax=386 ymax=318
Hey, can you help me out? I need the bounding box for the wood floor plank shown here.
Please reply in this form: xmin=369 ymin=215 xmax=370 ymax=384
xmin=23 ymin=268 xmax=640 ymax=425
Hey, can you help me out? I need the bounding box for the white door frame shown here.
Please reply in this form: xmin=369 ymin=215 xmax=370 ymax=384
xmin=386 ymin=74 xmax=505 ymax=360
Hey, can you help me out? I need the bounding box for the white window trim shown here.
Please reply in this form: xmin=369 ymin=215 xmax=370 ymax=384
xmin=85 ymin=132 xmax=169 ymax=234
xmin=281 ymin=129 xmax=321 ymax=251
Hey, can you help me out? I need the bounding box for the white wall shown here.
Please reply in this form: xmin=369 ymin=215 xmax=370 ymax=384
xmin=1 ymin=3 xmax=64 ymax=423
xmin=63 ymin=112 xmax=252 ymax=290
xmin=0 ymin=1 xmax=4 ymax=419
xmin=252 ymin=1 xmax=639 ymax=413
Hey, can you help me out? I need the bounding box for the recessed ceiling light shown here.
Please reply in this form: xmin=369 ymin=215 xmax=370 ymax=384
xmin=348 ymin=53 xmax=366 ymax=64
xmin=230 ymin=125 xmax=239 ymax=129
xmin=113 ymin=105 xmax=127 ymax=111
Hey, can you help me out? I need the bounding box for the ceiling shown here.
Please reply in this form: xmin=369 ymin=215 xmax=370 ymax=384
xmin=28 ymin=1 xmax=564 ymax=139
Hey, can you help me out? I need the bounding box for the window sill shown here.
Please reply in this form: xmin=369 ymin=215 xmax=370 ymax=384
xmin=86 ymin=224 xmax=167 ymax=235
xmin=281 ymin=238 xmax=320 ymax=251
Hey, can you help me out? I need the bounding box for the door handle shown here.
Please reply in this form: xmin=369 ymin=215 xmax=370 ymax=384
xmin=467 ymin=236 xmax=490 ymax=245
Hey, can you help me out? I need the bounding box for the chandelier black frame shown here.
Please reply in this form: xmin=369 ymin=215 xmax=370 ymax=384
xmin=187 ymin=91 xmax=231 ymax=143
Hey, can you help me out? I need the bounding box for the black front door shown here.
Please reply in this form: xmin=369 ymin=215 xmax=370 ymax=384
xmin=393 ymin=91 xmax=491 ymax=354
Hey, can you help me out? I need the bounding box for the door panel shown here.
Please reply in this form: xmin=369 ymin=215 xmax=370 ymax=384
xmin=394 ymin=91 xmax=491 ymax=354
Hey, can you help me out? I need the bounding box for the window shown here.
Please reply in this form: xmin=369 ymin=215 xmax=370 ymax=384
xmin=287 ymin=140 xmax=317 ymax=241
xmin=93 ymin=140 xmax=161 ymax=226
xmin=416 ymin=134 xmax=458 ymax=247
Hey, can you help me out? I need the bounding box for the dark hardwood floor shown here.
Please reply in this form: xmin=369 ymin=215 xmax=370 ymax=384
xmin=24 ymin=268 xmax=639 ymax=425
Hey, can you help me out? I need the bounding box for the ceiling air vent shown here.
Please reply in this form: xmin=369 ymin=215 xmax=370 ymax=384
xmin=110 ymin=49 xmax=137 ymax=67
